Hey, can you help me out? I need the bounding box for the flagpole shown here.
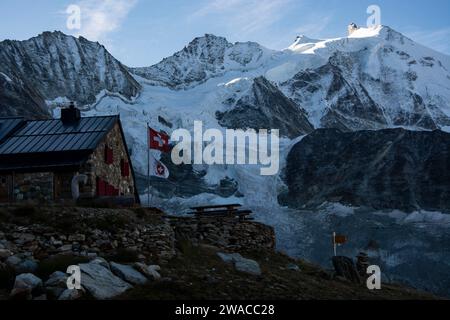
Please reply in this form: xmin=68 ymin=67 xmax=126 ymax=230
xmin=333 ymin=232 xmax=337 ymax=257
xmin=147 ymin=122 xmax=150 ymax=208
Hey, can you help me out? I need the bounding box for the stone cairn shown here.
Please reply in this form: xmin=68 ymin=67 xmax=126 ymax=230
xmin=356 ymin=252 xmax=370 ymax=278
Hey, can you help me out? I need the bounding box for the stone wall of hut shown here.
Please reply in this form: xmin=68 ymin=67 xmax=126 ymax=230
xmin=80 ymin=123 xmax=135 ymax=198
xmin=14 ymin=172 xmax=53 ymax=202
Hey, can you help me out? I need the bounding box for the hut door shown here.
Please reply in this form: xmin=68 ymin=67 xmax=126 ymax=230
xmin=0 ymin=175 xmax=12 ymax=203
xmin=54 ymin=174 xmax=62 ymax=200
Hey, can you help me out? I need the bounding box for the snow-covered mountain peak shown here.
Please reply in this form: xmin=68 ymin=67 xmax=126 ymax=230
xmin=279 ymin=25 xmax=450 ymax=131
xmin=131 ymin=33 xmax=274 ymax=90
xmin=184 ymin=33 xmax=231 ymax=58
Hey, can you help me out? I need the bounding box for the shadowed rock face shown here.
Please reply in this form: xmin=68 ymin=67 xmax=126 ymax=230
xmin=0 ymin=31 xmax=141 ymax=117
xmin=0 ymin=75 xmax=49 ymax=118
xmin=216 ymin=77 xmax=314 ymax=138
xmin=280 ymin=128 xmax=450 ymax=212
xmin=283 ymin=60 xmax=389 ymax=132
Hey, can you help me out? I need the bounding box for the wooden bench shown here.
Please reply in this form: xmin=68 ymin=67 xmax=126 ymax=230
xmin=188 ymin=204 xmax=253 ymax=221
xmin=190 ymin=203 xmax=242 ymax=212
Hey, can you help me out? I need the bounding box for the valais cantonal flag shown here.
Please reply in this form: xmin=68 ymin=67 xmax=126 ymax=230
xmin=148 ymin=127 xmax=170 ymax=152
xmin=150 ymin=154 xmax=170 ymax=179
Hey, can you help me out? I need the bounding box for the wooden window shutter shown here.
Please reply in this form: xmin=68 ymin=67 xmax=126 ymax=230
xmin=106 ymin=183 xmax=115 ymax=196
xmin=96 ymin=178 xmax=106 ymax=196
xmin=121 ymin=159 xmax=130 ymax=177
xmin=105 ymin=146 xmax=114 ymax=164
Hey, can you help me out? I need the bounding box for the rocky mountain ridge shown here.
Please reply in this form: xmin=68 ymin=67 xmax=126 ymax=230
xmin=0 ymin=31 xmax=140 ymax=118
xmin=131 ymin=34 xmax=274 ymax=90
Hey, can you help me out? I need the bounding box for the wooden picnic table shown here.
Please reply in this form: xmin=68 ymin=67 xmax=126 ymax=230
xmin=188 ymin=204 xmax=253 ymax=221
xmin=190 ymin=203 xmax=242 ymax=212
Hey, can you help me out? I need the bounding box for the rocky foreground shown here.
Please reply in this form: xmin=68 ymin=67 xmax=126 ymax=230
xmin=0 ymin=205 xmax=436 ymax=300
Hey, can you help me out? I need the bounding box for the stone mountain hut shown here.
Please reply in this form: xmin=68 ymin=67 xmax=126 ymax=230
xmin=0 ymin=104 xmax=140 ymax=205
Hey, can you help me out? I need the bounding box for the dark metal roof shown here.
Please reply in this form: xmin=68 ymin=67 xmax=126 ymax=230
xmin=0 ymin=116 xmax=118 ymax=155
xmin=0 ymin=117 xmax=25 ymax=144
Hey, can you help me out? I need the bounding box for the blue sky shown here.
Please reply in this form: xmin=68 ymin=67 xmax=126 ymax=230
xmin=0 ymin=0 xmax=449 ymax=67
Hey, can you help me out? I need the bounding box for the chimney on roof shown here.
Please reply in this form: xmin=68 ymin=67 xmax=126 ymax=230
xmin=61 ymin=102 xmax=81 ymax=124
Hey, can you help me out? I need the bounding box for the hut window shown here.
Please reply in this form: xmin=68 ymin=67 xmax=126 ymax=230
xmin=105 ymin=146 xmax=114 ymax=164
xmin=121 ymin=159 xmax=130 ymax=177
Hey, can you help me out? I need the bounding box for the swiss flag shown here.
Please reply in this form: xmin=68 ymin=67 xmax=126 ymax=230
xmin=148 ymin=127 xmax=170 ymax=152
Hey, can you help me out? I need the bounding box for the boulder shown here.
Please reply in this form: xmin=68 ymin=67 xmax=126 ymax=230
xmin=332 ymin=256 xmax=361 ymax=284
xmin=110 ymin=262 xmax=148 ymax=285
xmin=14 ymin=233 xmax=35 ymax=245
xmin=10 ymin=273 xmax=43 ymax=299
xmin=6 ymin=255 xmax=38 ymax=274
xmin=10 ymin=287 xmax=32 ymax=300
xmin=147 ymin=265 xmax=162 ymax=280
xmin=91 ymin=257 xmax=110 ymax=269
xmin=234 ymin=258 xmax=262 ymax=276
xmin=45 ymin=271 xmax=68 ymax=298
xmin=217 ymin=252 xmax=262 ymax=276
xmin=58 ymin=289 xmax=83 ymax=301
xmin=134 ymin=263 xmax=161 ymax=280
xmin=45 ymin=271 xmax=68 ymax=287
xmin=46 ymin=286 xmax=66 ymax=299
xmin=217 ymin=252 xmax=241 ymax=264
xmin=68 ymin=234 xmax=86 ymax=242
xmin=0 ymin=249 xmax=13 ymax=260
xmin=79 ymin=262 xmax=132 ymax=300
xmin=58 ymin=244 xmax=73 ymax=252
xmin=287 ymin=263 xmax=301 ymax=271
xmin=5 ymin=255 xmax=21 ymax=267
xmin=16 ymin=259 xmax=39 ymax=274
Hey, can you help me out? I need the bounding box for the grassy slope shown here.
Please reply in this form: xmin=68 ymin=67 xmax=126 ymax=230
xmin=119 ymin=242 xmax=435 ymax=300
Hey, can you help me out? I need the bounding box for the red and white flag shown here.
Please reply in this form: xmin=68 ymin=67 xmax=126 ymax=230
xmin=148 ymin=127 xmax=170 ymax=152
xmin=149 ymin=154 xmax=170 ymax=179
